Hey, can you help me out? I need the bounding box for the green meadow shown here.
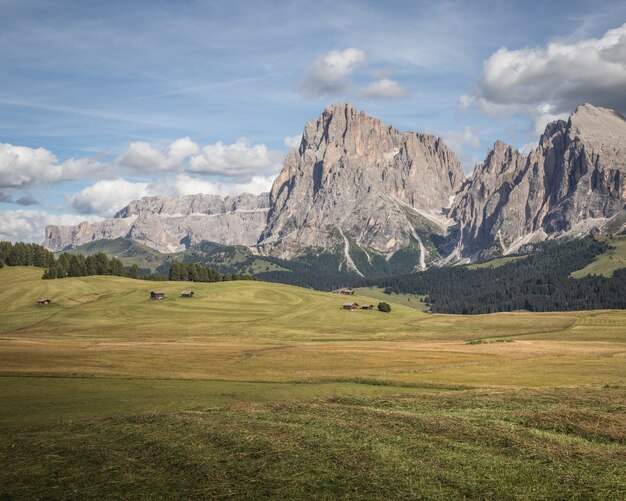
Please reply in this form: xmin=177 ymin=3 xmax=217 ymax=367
xmin=1 ymin=266 xmax=625 ymax=499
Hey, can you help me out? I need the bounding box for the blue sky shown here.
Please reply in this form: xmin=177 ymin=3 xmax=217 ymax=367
xmin=1 ymin=0 xmax=626 ymax=242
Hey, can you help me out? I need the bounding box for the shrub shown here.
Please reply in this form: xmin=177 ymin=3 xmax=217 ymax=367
xmin=378 ymin=301 xmax=391 ymax=313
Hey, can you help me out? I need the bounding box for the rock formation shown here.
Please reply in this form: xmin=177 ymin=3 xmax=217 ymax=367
xmin=451 ymin=103 xmax=626 ymax=258
xmin=45 ymin=193 xmax=269 ymax=253
xmin=258 ymin=103 xmax=464 ymax=271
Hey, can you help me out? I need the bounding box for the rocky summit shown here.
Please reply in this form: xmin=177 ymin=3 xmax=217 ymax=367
xmin=45 ymin=103 xmax=626 ymax=271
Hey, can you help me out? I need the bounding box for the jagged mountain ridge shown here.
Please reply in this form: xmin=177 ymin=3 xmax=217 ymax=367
xmin=44 ymin=103 xmax=626 ymax=271
xmin=450 ymin=103 xmax=626 ymax=259
xmin=45 ymin=193 xmax=270 ymax=253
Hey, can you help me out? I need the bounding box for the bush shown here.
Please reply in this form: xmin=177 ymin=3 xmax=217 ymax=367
xmin=378 ymin=301 xmax=391 ymax=313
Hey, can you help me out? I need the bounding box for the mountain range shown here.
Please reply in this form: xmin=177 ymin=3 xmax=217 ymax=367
xmin=45 ymin=103 xmax=626 ymax=276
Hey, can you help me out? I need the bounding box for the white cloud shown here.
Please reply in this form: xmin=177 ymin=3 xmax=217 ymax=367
xmin=362 ymin=78 xmax=407 ymax=100
xmin=117 ymin=137 xmax=283 ymax=178
xmin=117 ymin=137 xmax=200 ymax=172
xmin=519 ymin=141 xmax=538 ymax=156
xmin=299 ymin=48 xmax=367 ymax=97
xmin=69 ymin=178 xmax=152 ymax=216
xmin=149 ymin=173 xmax=274 ymax=198
xmin=440 ymin=126 xmax=482 ymax=151
xmin=0 ymin=143 xmax=101 ymax=189
xmin=188 ymin=138 xmax=284 ymax=177
xmin=0 ymin=209 xmax=103 ymax=243
xmin=283 ymin=134 xmax=302 ymax=149
xmin=464 ymin=23 xmax=626 ymax=132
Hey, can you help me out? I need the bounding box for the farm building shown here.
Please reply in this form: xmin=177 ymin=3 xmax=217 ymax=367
xmin=360 ymin=304 xmax=373 ymax=310
xmin=150 ymin=291 xmax=165 ymax=300
xmin=181 ymin=291 xmax=194 ymax=297
xmin=332 ymin=288 xmax=354 ymax=295
xmin=342 ymin=302 xmax=359 ymax=310
xmin=36 ymin=298 xmax=51 ymax=305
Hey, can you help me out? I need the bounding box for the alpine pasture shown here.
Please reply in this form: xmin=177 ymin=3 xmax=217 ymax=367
xmin=1 ymin=266 xmax=625 ymax=499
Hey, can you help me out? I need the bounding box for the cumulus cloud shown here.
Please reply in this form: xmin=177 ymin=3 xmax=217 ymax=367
xmin=440 ymin=126 xmax=482 ymax=152
xmin=0 ymin=209 xmax=103 ymax=243
xmin=69 ymin=178 xmax=152 ymax=216
xmin=283 ymin=134 xmax=302 ymax=149
xmin=117 ymin=137 xmax=283 ymax=178
xmin=299 ymin=48 xmax=367 ymax=97
xmin=462 ymin=23 xmax=626 ymax=133
xmin=0 ymin=143 xmax=101 ymax=189
xmin=362 ymin=78 xmax=407 ymax=100
xmin=151 ymin=173 xmax=274 ymax=198
xmin=519 ymin=141 xmax=538 ymax=156
xmin=117 ymin=137 xmax=199 ymax=172
xmin=188 ymin=138 xmax=283 ymax=177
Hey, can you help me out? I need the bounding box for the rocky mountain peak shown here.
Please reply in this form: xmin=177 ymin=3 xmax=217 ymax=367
xmin=261 ymin=104 xmax=465 ymax=266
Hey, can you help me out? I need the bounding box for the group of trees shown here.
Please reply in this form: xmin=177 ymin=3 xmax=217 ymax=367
xmin=168 ymin=261 xmax=255 ymax=282
xmin=370 ymin=237 xmax=626 ymax=314
xmin=0 ymin=241 xmax=55 ymax=268
xmin=42 ymin=252 xmax=132 ymax=279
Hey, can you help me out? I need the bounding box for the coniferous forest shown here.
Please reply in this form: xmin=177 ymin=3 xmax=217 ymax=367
xmin=371 ymin=237 xmax=626 ymax=314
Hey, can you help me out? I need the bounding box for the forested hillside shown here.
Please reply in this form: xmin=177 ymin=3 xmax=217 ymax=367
xmin=371 ymin=237 xmax=626 ymax=313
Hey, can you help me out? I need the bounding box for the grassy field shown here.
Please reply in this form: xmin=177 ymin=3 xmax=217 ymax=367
xmin=466 ymin=255 xmax=528 ymax=269
xmin=1 ymin=266 xmax=625 ymax=499
xmin=571 ymin=235 xmax=626 ymax=278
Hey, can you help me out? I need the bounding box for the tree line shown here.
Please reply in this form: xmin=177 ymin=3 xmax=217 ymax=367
xmin=0 ymin=241 xmax=255 ymax=283
xmin=0 ymin=241 xmax=55 ymax=268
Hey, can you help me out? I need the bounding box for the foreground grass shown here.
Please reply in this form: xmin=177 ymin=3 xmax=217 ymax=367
xmin=1 ymin=380 xmax=624 ymax=500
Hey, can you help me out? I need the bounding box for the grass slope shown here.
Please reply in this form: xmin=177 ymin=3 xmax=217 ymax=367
xmin=1 ymin=266 xmax=625 ymax=499
xmin=571 ymin=235 xmax=626 ymax=278
xmin=466 ymin=254 xmax=528 ymax=269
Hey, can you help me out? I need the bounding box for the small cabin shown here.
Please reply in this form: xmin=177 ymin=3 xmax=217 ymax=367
xmin=181 ymin=291 xmax=194 ymax=298
xmin=150 ymin=291 xmax=165 ymax=300
xmin=360 ymin=304 xmax=373 ymax=310
xmin=37 ymin=298 xmax=51 ymax=305
xmin=342 ymin=302 xmax=359 ymax=310
xmin=332 ymin=288 xmax=355 ymax=295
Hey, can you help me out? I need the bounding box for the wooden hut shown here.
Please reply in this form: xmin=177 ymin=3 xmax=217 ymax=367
xmin=36 ymin=298 xmax=52 ymax=305
xmin=360 ymin=304 xmax=373 ymax=310
xmin=342 ymin=302 xmax=359 ymax=310
xmin=181 ymin=291 xmax=194 ymax=297
xmin=150 ymin=291 xmax=165 ymax=300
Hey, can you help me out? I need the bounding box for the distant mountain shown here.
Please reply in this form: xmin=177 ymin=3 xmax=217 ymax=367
xmin=45 ymin=103 xmax=626 ymax=274
xmin=45 ymin=193 xmax=269 ymax=253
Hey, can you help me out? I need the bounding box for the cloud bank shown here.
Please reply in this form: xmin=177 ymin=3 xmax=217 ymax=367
xmin=462 ymin=23 xmax=626 ymax=133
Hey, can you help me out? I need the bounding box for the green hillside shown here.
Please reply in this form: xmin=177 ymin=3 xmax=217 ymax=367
xmin=1 ymin=266 xmax=625 ymax=499
xmin=571 ymin=235 xmax=626 ymax=277
xmin=66 ymin=237 xmax=165 ymax=271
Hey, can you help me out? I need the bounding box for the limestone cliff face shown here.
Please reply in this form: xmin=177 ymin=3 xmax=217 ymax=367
xmin=258 ymin=103 xmax=464 ymax=266
xmin=451 ymin=104 xmax=626 ymax=258
xmin=44 ymin=193 xmax=269 ymax=253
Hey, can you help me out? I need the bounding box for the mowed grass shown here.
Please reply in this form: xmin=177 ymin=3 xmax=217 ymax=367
xmin=571 ymin=235 xmax=626 ymax=277
xmin=1 ymin=266 xmax=626 ymax=499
